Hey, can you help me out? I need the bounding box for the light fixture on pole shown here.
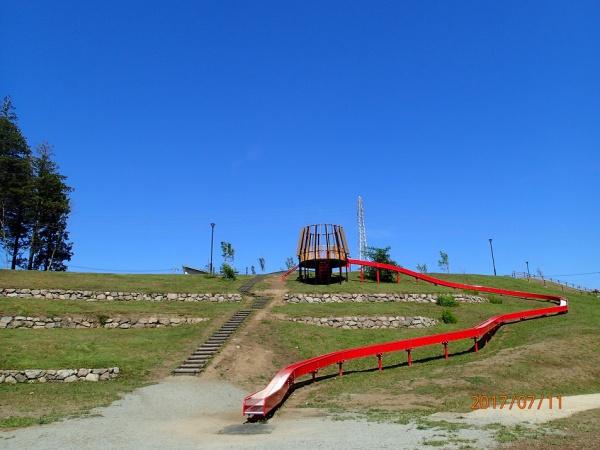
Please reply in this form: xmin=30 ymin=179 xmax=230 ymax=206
xmin=488 ymin=238 xmax=497 ymax=276
xmin=210 ymin=223 xmax=215 ymax=275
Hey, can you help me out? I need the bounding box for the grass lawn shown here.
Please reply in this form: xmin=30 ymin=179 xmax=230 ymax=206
xmin=0 ymin=270 xmax=249 ymax=293
xmin=0 ymin=301 xmax=235 ymax=428
xmin=0 ymin=297 xmax=241 ymax=318
xmin=255 ymin=275 xmax=600 ymax=416
xmin=285 ymin=270 xmax=585 ymax=297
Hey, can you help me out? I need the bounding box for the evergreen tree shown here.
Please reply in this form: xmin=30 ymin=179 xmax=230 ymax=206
xmin=27 ymin=143 xmax=73 ymax=271
xmin=0 ymin=96 xmax=33 ymax=269
xmin=0 ymin=97 xmax=74 ymax=271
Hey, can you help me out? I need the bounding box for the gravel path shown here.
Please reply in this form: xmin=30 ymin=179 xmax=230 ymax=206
xmin=0 ymin=377 xmax=495 ymax=449
xmin=431 ymin=393 xmax=600 ymax=426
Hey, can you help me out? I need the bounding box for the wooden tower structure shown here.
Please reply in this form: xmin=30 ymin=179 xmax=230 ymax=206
xmin=297 ymin=224 xmax=350 ymax=284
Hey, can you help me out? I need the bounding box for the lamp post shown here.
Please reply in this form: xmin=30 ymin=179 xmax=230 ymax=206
xmin=525 ymin=261 xmax=530 ymax=279
xmin=488 ymin=238 xmax=497 ymax=276
xmin=210 ymin=223 xmax=215 ymax=275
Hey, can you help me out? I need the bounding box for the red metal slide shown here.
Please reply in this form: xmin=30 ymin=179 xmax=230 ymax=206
xmin=242 ymin=259 xmax=568 ymax=418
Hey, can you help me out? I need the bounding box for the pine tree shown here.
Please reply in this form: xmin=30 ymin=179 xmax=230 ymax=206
xmin=27 ymin=143 xmax=73 ymax=270
xmin=0 ymin=96 xmax=33 ymax=269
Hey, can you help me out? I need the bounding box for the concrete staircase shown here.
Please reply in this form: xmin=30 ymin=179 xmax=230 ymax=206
xmin=172 ymin=309 xmax=252 ymax=375
xmin=172 ymin=275 xmax=269 ymax=376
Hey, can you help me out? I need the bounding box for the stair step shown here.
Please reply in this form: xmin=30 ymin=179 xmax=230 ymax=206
xmin=172 ymin=368 xmax=201 ymax=374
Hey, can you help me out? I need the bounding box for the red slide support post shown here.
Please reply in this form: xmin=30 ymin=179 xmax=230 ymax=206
xmin=243 ymin=259 xmax=569 ymax=418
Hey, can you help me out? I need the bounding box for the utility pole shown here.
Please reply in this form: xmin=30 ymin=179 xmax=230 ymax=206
xmin=488 ymin=238 xmax=497 ymax=276
xmin=210 ymin=223 xmax=215 ymax=275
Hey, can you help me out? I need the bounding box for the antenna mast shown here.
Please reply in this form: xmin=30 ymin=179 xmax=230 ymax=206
xmin=357 ymin=196 xmax=368 ymax=260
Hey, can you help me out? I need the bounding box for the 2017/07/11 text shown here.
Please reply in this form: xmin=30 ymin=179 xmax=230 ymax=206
xmin=471 ymin=395 xmax=563 ymax=410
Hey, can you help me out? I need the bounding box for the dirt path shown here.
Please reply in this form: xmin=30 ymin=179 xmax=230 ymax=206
xmin=430 ymin=393 xmax=600 ymax=426
xmin=203 ymin=275 xmax=286 ymax=387
xmin=0 ymin=377 xmax=496 ymax=449
xmin=3 ymin=377 xmax=597 ymax=449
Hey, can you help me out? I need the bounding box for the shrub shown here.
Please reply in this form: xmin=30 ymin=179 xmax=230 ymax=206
xmin=489 ymin=295 xmax=503 ymax=304
xmin=436 ymin=295 xmax=459 ymax=307
xmin=364 ymin=246 xmax=398 ymax=282
xmin=464 ymin=290 xmax=480 ymax=296
xmin=97 ymin=314 xmax=109 ymax=326
xmin=220 ymin=263 xmax=236 ymax=280
xmin=441 ymin=309 xmax=457 ymax=324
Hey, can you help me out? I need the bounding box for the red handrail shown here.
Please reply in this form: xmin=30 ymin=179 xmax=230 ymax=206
xmin=281 ymin=264 xmax=299 ymax=280
xmin=243 ymin=259 xmax=568 ymax=417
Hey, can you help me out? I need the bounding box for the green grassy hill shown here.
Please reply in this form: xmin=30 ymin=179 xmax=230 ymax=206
xmin=0 ymin=270 xmax=248 ymax=293
xmin=286 ymin=270 xmax=585 ymax=295
xmin=257 ymin=273 xmax=600 ymax=419
xmin=0 ymin=269 xmax=253 ymax=428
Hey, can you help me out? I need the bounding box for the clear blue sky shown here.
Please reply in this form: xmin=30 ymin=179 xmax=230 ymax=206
xmin=2 ymin=1 xmax=598 ymax=287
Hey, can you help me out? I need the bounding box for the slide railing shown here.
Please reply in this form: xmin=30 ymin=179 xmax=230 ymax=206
xmin=243 ymin=259 xmax=568 ymax=417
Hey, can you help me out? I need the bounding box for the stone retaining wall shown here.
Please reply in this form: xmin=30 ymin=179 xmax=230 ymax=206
xmin=284 ymin=293 xmax=486 ymax=304
xmin=0 ymin=315 xmax=208 ymax=329
xmin=0 ymin=367 xmax=119 ymax=383
xmin=0 ymin=288 xmax=241 ymax=302
xmin=289 ymin=315 xmax=436 ymax=329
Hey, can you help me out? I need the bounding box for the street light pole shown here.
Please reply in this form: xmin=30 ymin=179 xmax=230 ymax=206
xmin=525 ymin=261 xmax=530 ymax=279
xmin=210 ymin=223 xmax=215 ymax=275
xmin=488 ymin=238 xmax=497 ymax=276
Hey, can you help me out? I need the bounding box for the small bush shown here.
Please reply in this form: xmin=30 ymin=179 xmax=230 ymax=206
xmin=489 ymin=295 xmax=503 ymax=304
xmin=463 ymin=289 xmax=480 ymax=296
xmin=436 ymin=295 xmax=459 ymax=307
xmin=97 ymin=314 xmax=109 ymax=326
xmin=441 ymin=309 xmax=457 ymax=324
xmin=220 ymin=263 xmax=236 ymax=280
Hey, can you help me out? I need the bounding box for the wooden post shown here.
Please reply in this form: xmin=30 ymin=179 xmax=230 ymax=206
xmin=407 ymin=349 xmax=413 ymax=366
xmin=377 ymin=354 xmax=383 ymax=371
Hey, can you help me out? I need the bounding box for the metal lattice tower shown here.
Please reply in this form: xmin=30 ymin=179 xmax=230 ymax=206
xmin=357 ymin=196 xmax=368 ymax=260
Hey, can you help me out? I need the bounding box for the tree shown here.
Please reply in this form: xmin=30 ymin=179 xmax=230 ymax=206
xmin=258 ymin=257 xmax=265 ymax=272
xmin=285 ymin=257 xmax=295 ymax=269
xmin=438 ymin=250 xmax=449 ymax=273
xmin=220 ymin=241 xmax=234 ymax=263
xmin=364 ymin=246 xmax=398 ymax=282
xmin=220 ymin=262 xmax=236 ymax=280
xmin=416 ymin=263 xmax=428 ymax=273
xmin=250 ymin=265 xmax=256 ymax=275
xmin=0 ymin=98 xmax=73 ymax=271
xmin=0 ymin=96 xmax=33 ymax=269
xmin=27 ymin=143 xmax=73 ymax=271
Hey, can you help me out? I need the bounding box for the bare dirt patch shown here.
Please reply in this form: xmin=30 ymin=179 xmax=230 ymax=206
xmin=203 ymin=275 xmax=287 ymax=388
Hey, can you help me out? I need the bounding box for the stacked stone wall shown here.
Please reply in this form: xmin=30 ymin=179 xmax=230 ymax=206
xmin=1 ymin=288 xmax=241 ymax=302
xmin=0 ymin=368 xmax=119 ymax=383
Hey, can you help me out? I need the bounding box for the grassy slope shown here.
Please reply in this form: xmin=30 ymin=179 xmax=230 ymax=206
xmin=0 ymin=297 xmax=243 ymax=428
xmin=0 ymin=297 xmax=239 ymax=318
xmin=0 ymin=270 xmax=248 ymax=293
xmin=260 ymin=274 xmax=600 ymax=416
xmin=286 ymin=271 xmax=579 ymax=295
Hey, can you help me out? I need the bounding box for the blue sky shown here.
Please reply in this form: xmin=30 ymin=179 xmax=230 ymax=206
xmin=2 ymin=1 xmax=599 ymax=287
